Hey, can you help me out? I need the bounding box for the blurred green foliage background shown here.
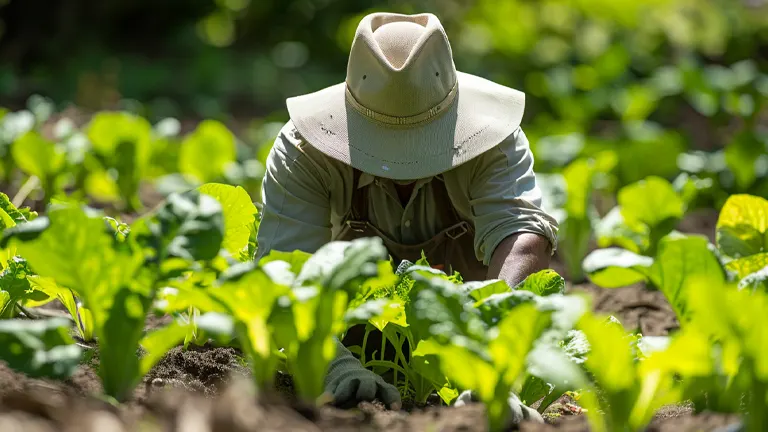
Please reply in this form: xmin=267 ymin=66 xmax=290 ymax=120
xmin=0 ymin=0 xmax=767 ymax=246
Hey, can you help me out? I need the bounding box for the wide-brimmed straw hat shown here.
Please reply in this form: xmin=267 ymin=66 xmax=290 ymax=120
xmin=286 ymin=12 xmax=525 ymax=180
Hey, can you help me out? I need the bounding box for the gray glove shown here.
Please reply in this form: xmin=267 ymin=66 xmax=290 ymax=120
xmin=324 ymin=338 xmax=402 ymax=410
xmin=455 ymin=389 xmax=544 ymax=426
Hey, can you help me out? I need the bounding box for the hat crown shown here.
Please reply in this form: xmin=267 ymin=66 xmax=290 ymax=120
xmin=346 ymin=13 xmax=457 ymax=118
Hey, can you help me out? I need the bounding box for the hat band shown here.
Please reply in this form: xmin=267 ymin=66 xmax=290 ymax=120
xmin=344 ymin=82 xmax=458 ymax=126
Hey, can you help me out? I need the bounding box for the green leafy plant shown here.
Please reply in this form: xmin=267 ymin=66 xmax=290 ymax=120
xmin=0 ymin=317 xmax=82 ymax=379
xmin=573 ymin=313 xmax=684 ymax=432
xmin=1 ymin=191 xmax=223 ymax=401
xmin=179 ymin=120 xmax=237 ymax=184
xmin=197 ymin=183 xmax=258 ymax=262
xmin=595 ymin=176 xmax=687 ymax=256
xmin=85 ymin=112 xmax=154 ymax=211
xmin=715 ymin=194 xmax=768 ymax=279
xmin=270 ymin=238 xmax=391 ymax=401
xmin=0 ymin=193 xmax=48 ymax=318
xmin=584 ymin=233 xmax=725 ymax=319
xmin=11 ymin=132 xmax=66 ymax=206
xmin=553 ymin=153 xmax=617 ymax=282
xmin=160 ymin=260 xmax=289 ymax=391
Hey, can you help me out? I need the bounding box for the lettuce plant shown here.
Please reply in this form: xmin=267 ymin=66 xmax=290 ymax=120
xmin=715 ymin=194 xmax=768 ymax=281
xmin=269 ymin=238 xmax=391 ymax=401
xmin=2 ymin=190 xmax=224 ymax=401
xmin=159 ymin=237 xmax=393 ymax=404
xmin=573 ymin=313 xmax=685 ymax=432
xmin=585 ymin=193 xmax=768 ymax=300
xmin=539 ymin=153 xmax=616 ymax=282
xmin=0 ymin=317 xmax=82 ymax=379
xmin=397 ymin=267 xmax=586 ymax=430
xmin=595 ymin=176 xmax=686 ymax=256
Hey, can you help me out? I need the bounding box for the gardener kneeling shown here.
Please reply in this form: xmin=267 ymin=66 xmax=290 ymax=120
xmin=255 ymin=12 xmax=558 ymax=426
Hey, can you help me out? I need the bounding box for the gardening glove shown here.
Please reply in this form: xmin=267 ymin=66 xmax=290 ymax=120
xmin=324 ymin=338 xmax=402 ymax=410
xmin=455 ymin=389 xmax=544 ymax=427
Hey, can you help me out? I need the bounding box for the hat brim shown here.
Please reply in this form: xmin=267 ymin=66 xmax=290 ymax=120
xmin=286 ymin=71 xmax=525 ymax=180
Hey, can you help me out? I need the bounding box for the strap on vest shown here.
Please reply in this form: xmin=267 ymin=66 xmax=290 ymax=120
xmin=350 ymin=168 xmax=368 ymax=222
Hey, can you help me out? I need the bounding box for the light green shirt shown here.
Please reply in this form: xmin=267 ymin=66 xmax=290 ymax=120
xmin=255 ymin=121 xmax=558 ymax=265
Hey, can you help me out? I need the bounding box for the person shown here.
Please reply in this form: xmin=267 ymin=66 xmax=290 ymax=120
xmin=255 ymin=12 xmax=558 ymax=425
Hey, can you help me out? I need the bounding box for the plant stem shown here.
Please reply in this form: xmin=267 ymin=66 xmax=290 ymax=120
xmin=12 ymin=175 xmax=40 ymax=207
xmin=17 ymin=304 xmax=40 ymax=319
xmin=748 ymin=376 xmax=767 ymax=432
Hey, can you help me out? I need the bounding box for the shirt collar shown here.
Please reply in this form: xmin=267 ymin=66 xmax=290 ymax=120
xmin=357 ymin=172 xmax=434 ymax=189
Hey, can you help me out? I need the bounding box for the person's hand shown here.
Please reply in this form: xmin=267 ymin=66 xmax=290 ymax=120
xmin=455 ymin=389 xmax=544 ymax=426
xmin=324 ymin=339 xmax=402 ymax=410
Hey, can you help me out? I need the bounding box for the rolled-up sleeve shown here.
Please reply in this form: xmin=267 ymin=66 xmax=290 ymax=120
xmin=255 ymin=122 xmax=332 ymax=261
xmin=469 ymin=128 xmax=559 ymax=265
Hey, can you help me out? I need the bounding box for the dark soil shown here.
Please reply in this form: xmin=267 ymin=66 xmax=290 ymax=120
xmin=0 ymin=212 xmax=745 ymax=431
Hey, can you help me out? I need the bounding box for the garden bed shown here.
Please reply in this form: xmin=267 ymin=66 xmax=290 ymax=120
xmin=0 ymin=288 xmax=739 ymax=430
xmin=0 ymin=197 xmax=746 ymax=431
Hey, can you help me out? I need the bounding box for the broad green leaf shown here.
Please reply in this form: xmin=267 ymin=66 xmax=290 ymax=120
xmin=559 ymin=216 xmax=593 ymax=282
xmin=650 ymin=235 xmax=725 ymax=324
xmin=139 ymin=319 xmax=191 ymax=375
xmin=198 ymin=183 xmax=257 ymax=260
xmin=358 ymin=261 xmax=400 ymax=301
xmin=12 ymin=131 xmax=65 ymax=181
xmin=86 ymin=112 xmax=153 ymax=210
xmin=579 ymin=313 xmax=635 ymax=392
xmin=99 ymin=287 xmax=152 ymax=401
xmin=514 ymin=269 xmax=565 ymax=296
xmin=295 ymin=238 xmax=388 ymax=293
xmin=618 ymin=176 xmax=685 ymax=231
xmin=179 ymin=120 xmax=236 ymax=183
xmin=518 ymin=375 xmax=553 ymax=408
xmin=409 ymin=350 xmax=458 ymax=404
xmin=716 ymin=194 xmax=768 ymax=259
xmin=406 ymin=271 xmax=485 ymax=344
xmin=0 ymin=207 xmax=14 ymax=232
xmin=259 ymin=250 xmax=312 ymax=274
xmin=562 ymin=152 xmax=616 ymax=216
xmin=84 ymin=169 xmax=121 ymax=203
xmin=462 ymin=279 xmax=510 ymax=302
xmin=726 ymin=253 xmax=768 ymax=279
xmin=560 ymin=329 xmax=590 ymax=364
xmin=562 ymin=158 xmax=596 ymax=218
xmin=0 ymin=318 xmax=81 ymax=379
xmin=583 ymin=248 xmax=654 ymax=288
xmin=13 ymin=206 xmax=142 ymax=327
xmin=0 ymin=192 xmax=26 ymax=229
xmin=214 ymin=265 xmax=288 ymax=330
xmin=412 ymin=338 xmax=497 ymax=401
xmin=738 ymin=266 xmax=768 ymax=293
xmin=490 ymin=303 xmax=553 ymax=387
xmin=14 ymin=208 xmax=112 ymax=296
xmin=0 ymin=257 xmax=50 ymax=317
xmin=725 ymin=131 xmax=764 ymax=190
xmin=639 ymin=328 xmax=713 ymax=378
xmin=133 ymin=191 xmax=225 ymax=262
xmin=595 ymin=207 xmax=648 ymax=253
xmin=524 ymin=344 xmax=589 ymax=407
xmin=345 ymin=298 xmax=405 ymax=329
xmin=87 ymin=111 xmax=152 ymax=157
xmin=28 ymin=276 xmax=94 ymax=341
xmin=0 ymin=216 xmax=50 ymax=248
xmin=206 ymin=264 xmax=289 ymax=390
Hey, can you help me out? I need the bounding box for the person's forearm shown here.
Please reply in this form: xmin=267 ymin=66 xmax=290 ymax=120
xmin=487 ymin=233 xmax=552 ymax=288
